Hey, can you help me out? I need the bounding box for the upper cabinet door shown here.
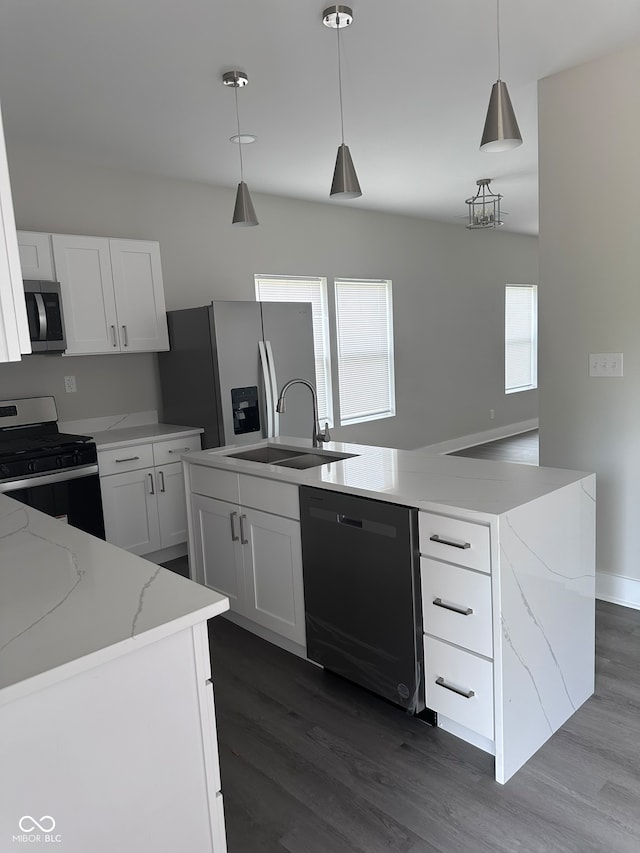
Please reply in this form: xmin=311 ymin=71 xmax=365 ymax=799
xmin=51 ymin=234 xmax=118 ymax=354
xmin=0 ymin=104 xmax=31 ymax=361
xmin=17 ymin=231 xmax=55 ymax=280
xmin=110 ymin=239 xmax=169 ymax=352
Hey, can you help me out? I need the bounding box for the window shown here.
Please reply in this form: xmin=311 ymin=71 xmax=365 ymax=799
xmin=334 ymin=279 xmax=395 ymax=425
xmin=255 ymin=275 xmax=333 ymax=425
xmin=505 ymin=285 xmax=538 ymax=393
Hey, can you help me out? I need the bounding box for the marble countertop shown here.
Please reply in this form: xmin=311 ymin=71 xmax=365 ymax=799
xmin=91 ymin=423 xmax=203 ymax=451
xmin=0 ymin=495 xmax=228 ymax=706
xmin=184 ymin=436 xmax=592 ymax=517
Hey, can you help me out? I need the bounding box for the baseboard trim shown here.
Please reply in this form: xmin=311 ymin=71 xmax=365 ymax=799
xmin=596 ymin=571 xmax=640 ymax=611
xmin=417 ymin=419 xmax=539 ymax=456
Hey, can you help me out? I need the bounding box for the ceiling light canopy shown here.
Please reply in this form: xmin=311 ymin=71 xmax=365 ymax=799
xmin=322 ymin=5 xmax=362 ymax=199
xmin=222 ymin=70 xmax=259 ymax=227
xmin=466 ymin=178 xmax=503 ymax=229
xmin=480 ymin=0 xmax=522 ymax=152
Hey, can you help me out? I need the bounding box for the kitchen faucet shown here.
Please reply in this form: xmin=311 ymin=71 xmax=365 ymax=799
xmin=275 ymin=379 xmax=330 ymax=448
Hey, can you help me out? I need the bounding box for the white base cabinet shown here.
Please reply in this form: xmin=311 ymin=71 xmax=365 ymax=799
xmin=0 ymin=622 xmax=227 ymax=853
xmin=99 ymin=434 xmax=201 ymax=557
xmin=188 ymin=466 xmax=306 ymax=648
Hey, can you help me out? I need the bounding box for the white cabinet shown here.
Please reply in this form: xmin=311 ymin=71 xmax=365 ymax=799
xmin=420 ymin=510 xmax=494 ymax=746
xmin=1 ymin=621 xmax=227 ymax=853
xmin=99 ymin=434 xmax=202 ymax=557
xmin=16 ymin=230 xmax=55 ymax=279
xmin=0 ymin=104 xmax=31 ymax=362
xmin=22 ymin=232 xmax=170 ymax=355
xmin=188 ymin=465 xmax=306 ymax=648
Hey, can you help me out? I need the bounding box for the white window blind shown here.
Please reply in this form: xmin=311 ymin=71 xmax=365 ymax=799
xmin=505 ymin=285 xmax=538 ymax=393
xmin=334 ymin=279 xmax=395 ymax=425
xmin=255 ymin=275 xmax=333 ymax=425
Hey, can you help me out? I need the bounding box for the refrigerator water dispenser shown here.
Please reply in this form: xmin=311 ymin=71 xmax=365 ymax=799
xmin=232 ymin=386 xmax=261 ymax=435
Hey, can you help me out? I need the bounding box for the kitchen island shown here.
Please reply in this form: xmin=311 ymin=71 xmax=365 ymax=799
xmin=184 ymin=437 xmax=596 ymax=784
xmin=0 ymin=493 xmax=229 ymax=852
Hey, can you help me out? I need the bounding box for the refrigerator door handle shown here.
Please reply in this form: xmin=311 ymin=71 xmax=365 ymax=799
xmin=258 ymin=340 xmax=274 ymax=438
xmin=265 ymin=340 xmax=280 ymax=437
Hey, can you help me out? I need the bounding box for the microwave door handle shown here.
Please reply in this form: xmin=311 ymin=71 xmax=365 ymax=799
xmin=34 ymin=293 xmax=48 ymax=341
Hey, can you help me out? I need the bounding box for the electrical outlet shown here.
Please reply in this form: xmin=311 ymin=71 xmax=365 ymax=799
xmin=64 ymin=375 xmax=77 ymax=393
xmin=489 ymin=409 xmax=495 ymax=420
xmin=589 ymin=353 xmax=623 ymax=377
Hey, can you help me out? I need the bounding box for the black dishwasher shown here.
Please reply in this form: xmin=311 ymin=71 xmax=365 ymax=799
xmin=299 ymin=486 xmax=424 ymax=712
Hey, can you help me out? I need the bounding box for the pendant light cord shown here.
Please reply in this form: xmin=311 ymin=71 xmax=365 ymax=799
xmin=234 ymin=82 xmax=245 ymax=182
xmin=496 ymin=0 xmax=502 ymax=81
xmin=336 ymin=12 xmax=345 ymax=144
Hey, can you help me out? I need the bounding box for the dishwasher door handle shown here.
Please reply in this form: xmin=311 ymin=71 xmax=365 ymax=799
xmin=337 ymin=513 xmax=363 ymax=529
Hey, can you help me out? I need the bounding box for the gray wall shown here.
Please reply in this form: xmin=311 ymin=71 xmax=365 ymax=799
xmin=538 ymin=42 xmax=640 ymax=592
xmin=2 ymin=142 xmax=538 ymax=447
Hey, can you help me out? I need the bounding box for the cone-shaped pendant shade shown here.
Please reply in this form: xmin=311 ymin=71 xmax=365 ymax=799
xmin=480 ymin=80 xmax=522 ymax=152
xmin=232 ymin=181 xmax=258 ymax=226
xmin=330 ymin=143 xmax=362 ymax=199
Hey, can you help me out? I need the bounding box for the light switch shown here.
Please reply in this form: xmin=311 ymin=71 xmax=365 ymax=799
xmin=589 ymin=353 xmax=623 ymax=377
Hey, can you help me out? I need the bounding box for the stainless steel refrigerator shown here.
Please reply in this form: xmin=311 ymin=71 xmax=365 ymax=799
xmin=158 ymin=301 xmax=316 ymax=448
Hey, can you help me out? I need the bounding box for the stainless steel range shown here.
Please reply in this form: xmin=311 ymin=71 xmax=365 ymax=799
xmin=0 ymin=396 xmax=105 ymax=538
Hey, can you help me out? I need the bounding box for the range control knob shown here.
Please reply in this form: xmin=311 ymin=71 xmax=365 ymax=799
xmin=27 ymin=460 xmax=38 ymax=474
xmin=56 ymin=455 xmax=65 ymax=468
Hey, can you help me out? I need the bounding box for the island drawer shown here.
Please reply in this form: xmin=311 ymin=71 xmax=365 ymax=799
xmin=421 ymin=558 xmax=493 ymax=658
xmin=424 ymin=636 xmax=494 ymax=740
xmin=98 ymin=442 xmax=153 ymax=475
xmin=189 ymin=464 xmax=240 ymax=504
xmin=419 ymin=511 xmax=490 ymax=574
xmin=153 ymin=434 xmax=202 ymax=466
xmin=238 ymin=474 xmax=299 ymax=520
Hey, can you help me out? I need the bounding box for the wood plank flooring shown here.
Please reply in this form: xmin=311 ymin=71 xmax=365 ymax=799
xmin=207 ymin=599 xmax=640 ymax=853
xmin=448 ymin=429 xmax=539 ymax=465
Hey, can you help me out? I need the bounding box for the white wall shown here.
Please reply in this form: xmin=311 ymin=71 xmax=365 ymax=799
xmin=2 ymin=143 xmax=538 ymax=447
xmin=538 ymin=41 xmax=640 ymax=605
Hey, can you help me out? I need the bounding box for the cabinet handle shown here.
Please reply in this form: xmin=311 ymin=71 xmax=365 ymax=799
xmin=148 ymin=472 xmax=155 ymax=495
xmin=230 ymin=511 xmax=239 ymax=542
xmin=114 ymin=456 xmax=140 ymax=463
xmin=239 ymin=513 xmax=249 ymax=545
xmin=111 ymin=325 xmax=118 ymax=347
xmin=433 ymin=597 xmax=473 ymax=616
xmin=122 ymin=324 xmax=129 ymax=347
xmin=168 ymin=447 xmax=192 ymax=454
xmin=435 ymin=676 xmax=475 ymax=699
xmin=158 ymin=470 xmax=165 ymax=492
xmin=429 ymin=533 xmax=471 ymax=550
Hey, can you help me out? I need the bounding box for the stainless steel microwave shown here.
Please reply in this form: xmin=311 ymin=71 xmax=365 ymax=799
xmin=24 ymin=281 xmax=67 ymax=353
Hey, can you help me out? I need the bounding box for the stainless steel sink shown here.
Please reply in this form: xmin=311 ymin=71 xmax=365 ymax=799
xmin=275 ymin=452 xmax=356 ymax=469
xmin=225 ymin=445 xmax=357 ymax=468
xmin=226 ymin=447 xmax=305 ymax=464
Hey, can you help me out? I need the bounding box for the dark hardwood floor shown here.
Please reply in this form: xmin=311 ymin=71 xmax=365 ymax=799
xmin=448 ymin=429 xmax=539 ymax=465
xmin=208 ymin=600 xmax=640 ymax=853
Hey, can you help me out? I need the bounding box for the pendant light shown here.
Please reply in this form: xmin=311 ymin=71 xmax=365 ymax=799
xmin=480 ymin=0 xmax=522 ymax=152
xmin=322 ymin=5 xmax=362 ymax=199
xmin=465 ymin=178 xmax=503 ymax=229
xmin=222 ymin=70 xmax=259 ymax=226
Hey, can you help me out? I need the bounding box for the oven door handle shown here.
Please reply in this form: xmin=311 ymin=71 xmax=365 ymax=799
xmin=0 ymin=464 xmax=99 ymax=493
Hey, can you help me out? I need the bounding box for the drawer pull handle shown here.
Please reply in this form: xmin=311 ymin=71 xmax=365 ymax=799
xmin=435 ymin=676 xmax=475 ymax=699
xmin=430 ymin=534 xmax=471 ymax=550
xmin=433 ymin=597 xmax=473 ymax=616
xmin=230 ymin=511 xmax=240 ymax=542
xmin=114 ymin=456 xmax=141 ymax=463
xmin=168 ymin=447 xmax=193 ymax=453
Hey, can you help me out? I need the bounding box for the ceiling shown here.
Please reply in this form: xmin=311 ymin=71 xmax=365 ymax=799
xmin=1 ymin=1 xmax=640 ymax=236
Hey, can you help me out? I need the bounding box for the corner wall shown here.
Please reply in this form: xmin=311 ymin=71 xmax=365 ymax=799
xmin=2 ymin=143 xmax=538 ymax=447
xmin=538 ymin=42 xmax=640 ymax=605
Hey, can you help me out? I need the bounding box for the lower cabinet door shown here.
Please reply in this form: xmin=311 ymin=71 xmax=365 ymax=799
xmin=100 ymin=468 xmax=161 ymax=554
xmin=157 ymin=461 xmax=189 ymax=549
xmin=190 ymin=494 xmax=246 ymax=614
xmin=241 ymin=508 xmax=305 ymax=645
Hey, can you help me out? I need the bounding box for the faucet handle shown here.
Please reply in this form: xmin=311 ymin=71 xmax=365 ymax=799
xmin=319 ymin=422 xmax=331 ymax=443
